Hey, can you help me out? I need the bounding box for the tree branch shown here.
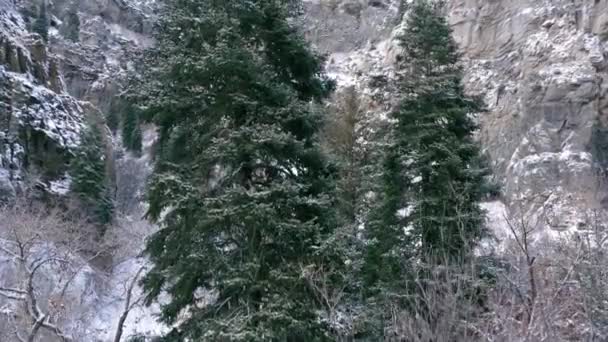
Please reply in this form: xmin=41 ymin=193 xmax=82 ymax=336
xmin=0 ymin=244 xmax=19 ymax=259
xmin=40 ymin=318 xmax=73 ymax=342
xmin=0 ymin=286 xmax=27 ymax=295
xmin=0 ymin=289 xmax=26 ymax=301
xmin=27 ymin=313 xmax=46 ymax=342
xmin=113 ymin=266 xmax=146 ymax=342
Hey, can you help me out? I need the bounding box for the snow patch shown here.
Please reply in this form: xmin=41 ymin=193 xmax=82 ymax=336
xmin=49 ymin=175 xmax=72 ymax=195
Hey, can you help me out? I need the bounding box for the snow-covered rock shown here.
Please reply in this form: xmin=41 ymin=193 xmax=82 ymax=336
xmin=304 ymin=0 xmax=608 ymax=238
xmin=449 ymin=0 xmax=608 ymax=235
xmin=0 ymin=1 xmax=85 ymax=198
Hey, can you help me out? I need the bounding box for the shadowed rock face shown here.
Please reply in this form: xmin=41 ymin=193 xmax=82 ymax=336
xmin=48 ymin=0 xmax=155 ymax=113
xmin=300 ymin=0 xmax=401 ymax=52
xmin=0 ymin=0 xmax=154 ymax=200
xmin=0 ymin=3 xmax=83 ymax=199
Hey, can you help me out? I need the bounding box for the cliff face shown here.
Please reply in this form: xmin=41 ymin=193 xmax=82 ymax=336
xmin=304 ymin=0 xmax=608 ymax=239
xmin=0 ymin=0 xmax=154 ymax=201
xmin=451 ymin=0 xmax=608 ymax=236
xmin=0 ymin=0 xmax=82 ymax=199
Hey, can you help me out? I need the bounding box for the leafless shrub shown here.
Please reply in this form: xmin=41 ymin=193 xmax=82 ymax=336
xmin=375 ymin=202 xmax=608 ymax=342
xmin=564 ymin=211 xmax=608 ymax=340
xmin=385 ymin=258 xmax=488 ymax=342
xmin=0 ymin=199 xmax=98 ymax=341
xmin=0 ymin=199 xmax=154 ymax=341
xmin=301 ymin=262 xmax=350 ymax=335
xmin=472 ymin=205 xmax=608 ymax=342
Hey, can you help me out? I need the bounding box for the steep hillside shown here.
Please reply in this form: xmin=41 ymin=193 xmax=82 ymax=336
xmin=0 ymin=0 xmax=161 ymax=340
xmin=0 ymin=0 xmax=83 ymax=198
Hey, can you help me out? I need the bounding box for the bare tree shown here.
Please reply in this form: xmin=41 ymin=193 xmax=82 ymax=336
xmin=473 ymin=201 xmax=600 ymax=341
xmin=0 ymin=200 xmax=98 ymax=342
xmin=387 ymin=258 xmax=484 ymax=342
xmin=503 ymin=208 xmax=539 ymax=330
xmin=301 ymin=262 xmax=348 ymax=332
xmin=322 ymin=86 xmax=366 ymax=223
xmin=113 ymin=265 xmax=146 ymax=342
xmin=568 ymin=210 xmax=608 ymax=340
xmin=104 ymin=215 xmax=159 ymax=341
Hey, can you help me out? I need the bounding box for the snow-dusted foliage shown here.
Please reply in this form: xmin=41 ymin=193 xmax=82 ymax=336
xmin=1 ymin=0 xmax=608 ymax=340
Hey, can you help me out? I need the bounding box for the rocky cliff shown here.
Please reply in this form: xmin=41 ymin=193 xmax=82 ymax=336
xmin=0 ymin=0 xmax=154 ymax=201
xmin=454 ymin=0 xmax=608 ymax=238
xmin=305 ymin=0 xmax=608 ymax=241
xmin=0 ymin=0 xmax=82 ymax=199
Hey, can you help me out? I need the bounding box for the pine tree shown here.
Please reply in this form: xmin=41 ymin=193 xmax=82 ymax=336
xmin=33 ymin=1 xmax=49 ymax=42
xmin=128 ymin=1 xmax=339 ymax=340
xmin=365 ymin=0 xmax=489 ymax=286
xmin=64 ymin=7 xmax=80 ymax=43
xmin=318 ymin=87 xmax=378 ymax=338
xmin=122 ymin=107 xmax=142 ymax=154
xmin=70 ymin=124 xmax=114 ymax=229
xmin=322 ymin=87 xmax=366 ymax=225
xmin=107 ymin=98 xmax=127 ymax=133
xmin=106 ymin=107 xmax=120 ymax=133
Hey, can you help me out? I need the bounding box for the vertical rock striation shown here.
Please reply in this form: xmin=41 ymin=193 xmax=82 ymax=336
xmin=0 ymin=0 xmax=83 ymax=198
xmin=449 ymin=0 xmax=608 ymax=233
xmin=304 ymin=0 xmax=608 ymax=237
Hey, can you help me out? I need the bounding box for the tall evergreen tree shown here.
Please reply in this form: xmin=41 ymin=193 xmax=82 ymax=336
xmin=64 ymin=6 xmax=80 ymax=43
xmin=32 ymin=1 xmax=49 ymax=42
xmin=364 ymin=0 xmax=489 ymax=286
xmin=322 ymin=87 xmax=366 ymax=225
xmin=122 ymin=106 xmax=142 ymax=154
xmin=107 ymin=98 xmax=128 ymax=133
xmin=70 ymin=124 xmax=114 ymax=229
xmin=129 ymin=0 xmax=339 ymax=340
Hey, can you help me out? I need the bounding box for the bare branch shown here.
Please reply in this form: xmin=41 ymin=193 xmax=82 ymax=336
xmin=0 ymin=201 xmax=91 ymax=342
xmin=15 ymin=331 xmax=26 ymax=342
xmin=25 ymin=257 xmax=69 ymax=321
xmin=0 ymin=286 xmax=27 ymax=295
xmin=59 ymin=250 xmax=105 ymax=300
xmin=113 ymin=265 xmax=146 ymax=342
xmin=40 ymin=319 xmax=73 ymax=342
xmin=0 ymin=244 xmax=19 ymax=259
xmin=0 ymin=289 xmax=26 ymax=301
xmin=27 ymin=313 xmax=46 ymax=342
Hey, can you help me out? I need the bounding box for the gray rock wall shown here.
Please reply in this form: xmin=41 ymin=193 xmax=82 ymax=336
xmin=0 ymin=3 xmax=83 ymax=199
xmin=0 ymin=0 xmax=153 ymax=200
xmin=306 ymin=0 xmax=608 ymax=236
xmin=448 ymin=0 xmax=608 ymax=232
